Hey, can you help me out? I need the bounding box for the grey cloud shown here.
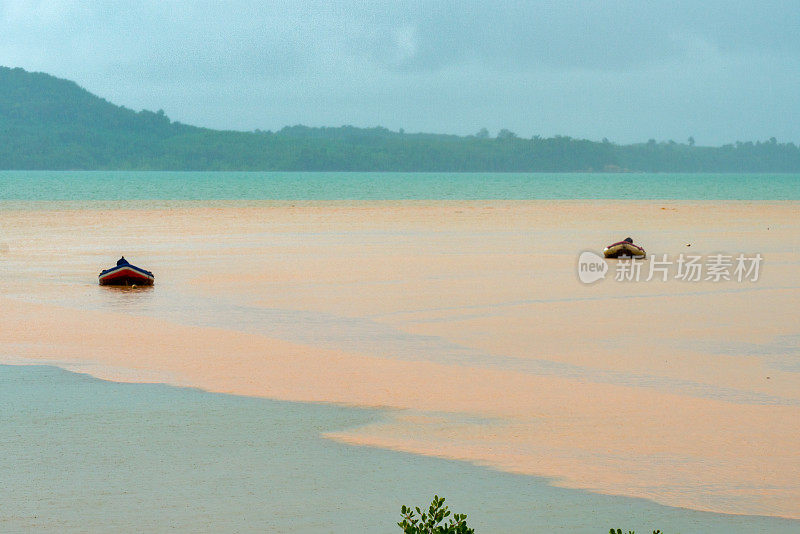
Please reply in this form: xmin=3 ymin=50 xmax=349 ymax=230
xmin=361 ymin=1 xmax=800 ymax=72
xmin=0 ymin=0 xmax=798 ymax=144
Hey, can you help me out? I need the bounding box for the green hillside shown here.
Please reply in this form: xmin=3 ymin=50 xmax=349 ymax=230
xmin=1 ymin=66 xmax=799 ymax=171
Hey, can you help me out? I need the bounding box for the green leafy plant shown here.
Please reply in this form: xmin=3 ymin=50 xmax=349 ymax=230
xmin=398 ymin=495 xmax=474 ymax=534
xmin=610 ymin=530 xmax=664 ymax=534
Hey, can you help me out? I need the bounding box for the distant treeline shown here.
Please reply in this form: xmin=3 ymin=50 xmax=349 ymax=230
xmin=2 ymin=66 xmax=799 ymax=172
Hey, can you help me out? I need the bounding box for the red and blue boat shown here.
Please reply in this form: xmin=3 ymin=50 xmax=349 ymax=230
xmin=99 ymin=257 xmax=155 ymax=286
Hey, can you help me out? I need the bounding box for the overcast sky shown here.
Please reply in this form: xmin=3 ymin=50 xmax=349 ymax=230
xmin=2 ymin=1 xmax=799 ymax=144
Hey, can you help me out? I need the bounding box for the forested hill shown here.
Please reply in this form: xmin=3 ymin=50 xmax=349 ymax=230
xmin=2 ymin=66 xmax=799 ymax=172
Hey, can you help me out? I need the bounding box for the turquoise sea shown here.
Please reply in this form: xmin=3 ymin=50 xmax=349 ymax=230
xmin=2 ymin=365 xmax=798 ymax=533
xmin=1 ymin=170 xmax=799 ymax=201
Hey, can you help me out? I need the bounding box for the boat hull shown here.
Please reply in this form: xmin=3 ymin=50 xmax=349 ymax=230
xmin=98 ymin=265 xmax=155 ymax=286
xmin=603 ymin=242 xmax=646 ymax=259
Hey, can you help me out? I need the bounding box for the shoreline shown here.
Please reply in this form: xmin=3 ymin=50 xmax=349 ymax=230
xmin=5 ymin=363 xmax=798 ymax=533
xmin=3 ymin=197 xmax=799 ymax=208
xmin=3 ymin=353 xmax=799 ymax=524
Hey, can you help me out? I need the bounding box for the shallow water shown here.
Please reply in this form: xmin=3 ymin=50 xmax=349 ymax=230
xmin=2 ymin=364 xmax=798 ymax=533
xmin=2 ymin=196 xmax=799 ymax=523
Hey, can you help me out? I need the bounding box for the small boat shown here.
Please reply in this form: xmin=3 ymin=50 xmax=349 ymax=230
xmin=99 ymin=257 xmax=154 ymax=286
xmin=603 ymin=239 xmax=646 ymax=259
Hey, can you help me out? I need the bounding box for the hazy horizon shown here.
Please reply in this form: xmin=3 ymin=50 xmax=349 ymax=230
xmin=2 ymin=1 xmax=799 ymax=145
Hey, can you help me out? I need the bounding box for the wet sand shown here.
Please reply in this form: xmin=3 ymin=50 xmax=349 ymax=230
xmin=1 ymin=200 xmax=798 ymax=519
